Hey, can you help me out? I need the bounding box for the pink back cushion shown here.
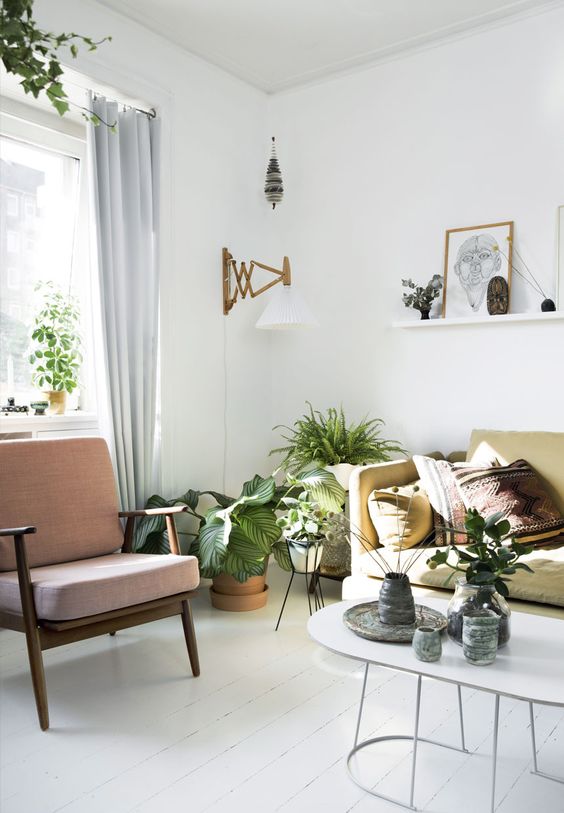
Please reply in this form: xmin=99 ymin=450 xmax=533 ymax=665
xmin=0 ymin=438 xmax=124 ymax=571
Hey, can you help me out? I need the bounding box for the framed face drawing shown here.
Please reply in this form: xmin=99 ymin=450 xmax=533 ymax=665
xmin=442 ymin=221 xmax=513 ymax=318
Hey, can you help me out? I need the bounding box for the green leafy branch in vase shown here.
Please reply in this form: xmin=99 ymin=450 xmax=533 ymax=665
xmin=427 ymin=508 xmax=534 ymax=597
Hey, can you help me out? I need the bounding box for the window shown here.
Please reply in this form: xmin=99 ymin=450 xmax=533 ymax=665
xmin=6 ymin=230 xmax=20 ymax=254
xmin=7 ymin=266 xmax=20 ymax=290
xmin=0 ymin=114 xmax=92 ymax=410
xmin=6 ymin=192 xmax=18 ymax=217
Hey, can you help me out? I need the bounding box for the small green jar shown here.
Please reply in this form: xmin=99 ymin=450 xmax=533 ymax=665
xmin=412 ymin=626 xmax=442 ymax=662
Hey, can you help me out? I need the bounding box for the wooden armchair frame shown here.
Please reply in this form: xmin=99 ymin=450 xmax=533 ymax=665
xmin=0 ymin=506 xmax=200 ymax=731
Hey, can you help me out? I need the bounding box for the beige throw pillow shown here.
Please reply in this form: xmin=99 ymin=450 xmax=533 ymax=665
xmin=368 ymin=486 xmax=433 ymax=552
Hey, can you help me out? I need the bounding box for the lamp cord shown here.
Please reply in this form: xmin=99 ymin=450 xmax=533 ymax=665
xmin=222 ymin=314 xmax=228 ymax=494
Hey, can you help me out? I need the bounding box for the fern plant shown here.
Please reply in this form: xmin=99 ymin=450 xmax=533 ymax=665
xmin=270 ymin=403 xmax=406 ymax=473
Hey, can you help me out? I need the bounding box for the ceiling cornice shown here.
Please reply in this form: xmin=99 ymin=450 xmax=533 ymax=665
xmin=94 ymin=0 xmax=564 ymax=94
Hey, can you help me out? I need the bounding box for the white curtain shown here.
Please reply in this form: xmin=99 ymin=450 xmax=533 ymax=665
xmin=87 ymin=95 xmax=161 ymax=510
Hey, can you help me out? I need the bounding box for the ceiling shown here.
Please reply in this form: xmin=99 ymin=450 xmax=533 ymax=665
xmin=97 ymin=0 xmax=553 ymax=92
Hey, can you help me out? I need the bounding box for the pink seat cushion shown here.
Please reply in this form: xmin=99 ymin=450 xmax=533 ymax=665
xmin=0 ymin=438 xmax=124 ymax=570
xmin=0 ymin=553 xmax=200 ymax=620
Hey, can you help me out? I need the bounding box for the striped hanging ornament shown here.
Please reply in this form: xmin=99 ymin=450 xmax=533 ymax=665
xmin=264 ymin=136 xmax=283 ymax=209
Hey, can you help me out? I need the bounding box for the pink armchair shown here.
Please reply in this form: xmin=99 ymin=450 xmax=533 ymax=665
xmin=0 ymin=437 xmax=200 ymax=730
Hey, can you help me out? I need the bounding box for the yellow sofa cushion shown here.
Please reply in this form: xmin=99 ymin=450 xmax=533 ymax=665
xmin=367 ymin=485 xmax=433 ymax=552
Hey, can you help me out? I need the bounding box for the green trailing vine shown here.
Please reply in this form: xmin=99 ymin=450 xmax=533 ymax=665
xmin=0 ymin=0 xmax=113 ymax=126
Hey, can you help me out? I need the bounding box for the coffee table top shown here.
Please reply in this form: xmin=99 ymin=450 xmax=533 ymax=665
xmin=308 ymin=597 xmax=564 ymax=707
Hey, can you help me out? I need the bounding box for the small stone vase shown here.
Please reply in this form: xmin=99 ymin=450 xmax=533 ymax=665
xmin=378 ymin=572 xmax=415 ymax=625
xmin=419 ymin=308 xmax=431 ymax=320
xmin=462 ymin=610 xmax=500 ymax=665
xmin=412 ymin=626 xmax=442 ymax=662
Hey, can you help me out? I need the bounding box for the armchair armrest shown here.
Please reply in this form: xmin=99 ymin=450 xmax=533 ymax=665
xmin=119 ymin=506 xmax=188 ymax=518
xmin=120 ymin=506 xmax=186 ymax=555
xmin=0 ymin=526 xmax=37 ymax=537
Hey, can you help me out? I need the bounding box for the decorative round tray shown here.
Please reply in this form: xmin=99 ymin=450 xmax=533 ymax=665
xmin=343 ymin=601 xmax=447 ymax=643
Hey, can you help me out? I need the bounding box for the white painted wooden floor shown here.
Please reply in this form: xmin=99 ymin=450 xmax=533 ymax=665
xmin=1 ymin=565 xmax=563 ymax=813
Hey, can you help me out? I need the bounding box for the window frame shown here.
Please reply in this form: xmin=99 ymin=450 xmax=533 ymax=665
xmin=0 ymin=101 xmax=95 ymax=413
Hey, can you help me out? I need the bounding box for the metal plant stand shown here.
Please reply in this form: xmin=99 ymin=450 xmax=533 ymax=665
xmin=275 ymin=539 xmax=324 ymax=631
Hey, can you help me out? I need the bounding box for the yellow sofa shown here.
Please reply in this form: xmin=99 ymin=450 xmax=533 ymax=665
xmin=343 ymin=429 xmax=564 ymax=619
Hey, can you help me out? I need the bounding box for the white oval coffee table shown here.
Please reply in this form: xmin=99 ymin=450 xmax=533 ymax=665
xmin=308 ymin=597 xmax=564 ymax=812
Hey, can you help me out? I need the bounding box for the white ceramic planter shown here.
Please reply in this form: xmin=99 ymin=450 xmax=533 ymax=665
xmin=288 ymin=538 xmax=324 ymax=573
xmin=325 ymin=463 xmax=355 ymax=491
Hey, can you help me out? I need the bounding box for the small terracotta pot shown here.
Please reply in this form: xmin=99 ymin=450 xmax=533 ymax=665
xmin=210 ymin=571 xmax=269 ymax=612
xmin=45 ymin=390 xmax=67 ymax=415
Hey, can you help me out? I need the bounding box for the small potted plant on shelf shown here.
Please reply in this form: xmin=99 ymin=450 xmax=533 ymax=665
xmin=401 ymin=274 xmax=443 ymax=320
xmin=134 ymin=468 xmax=346 ymax=611
xmin=426 ymin=508 xmax=534 ymax=646
xmin=29 ymin=283 xmax=82 ymax=414
xmin=270 ymin=403 xmax=406 ymax=490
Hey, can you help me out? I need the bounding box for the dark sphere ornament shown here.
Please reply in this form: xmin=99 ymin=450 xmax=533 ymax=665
xmin=541 ymin=298 xmax=556 ymax=312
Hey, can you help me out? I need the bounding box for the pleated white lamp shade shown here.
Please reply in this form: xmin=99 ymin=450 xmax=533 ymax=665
xmin=255 ymin=285 xmax=318 ymax=330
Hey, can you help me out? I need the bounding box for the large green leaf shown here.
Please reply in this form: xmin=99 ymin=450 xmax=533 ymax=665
xmin=237 ymin=505 xmax=280 ymax=553
xmin=137 ymin=530 xmax=170 ymax=555
xmin=223 ymin=550 xmax=266 ymax=582
xmin=227 ymin=525 xmax=267 ymax=563
xmin=293 ymin=467 xmax=345 ymax=512
xmin=176 ymin=489 xmax=201 ymax=511
xmin=239 ymin=475 xmax=276 ymax=506
xmin=272 ymin=539 xmax=291 ymax=571
xmin=199 ymin=522 xmax=228 ymax=573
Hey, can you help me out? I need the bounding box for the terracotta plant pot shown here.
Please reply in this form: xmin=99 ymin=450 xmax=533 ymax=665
xmin=45 ymin=390 xmax=67 ymax=415
xmin=210 ymin=571 xmax=269 ymax=612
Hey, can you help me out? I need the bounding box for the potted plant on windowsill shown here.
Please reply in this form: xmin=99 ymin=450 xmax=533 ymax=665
xmin=134 ymin=468 xmax=346 ymax=612
xmin=270 ymin=403 xmax=406 ymax=491
xmin=29 ymin=283 xmax=82 ymax=415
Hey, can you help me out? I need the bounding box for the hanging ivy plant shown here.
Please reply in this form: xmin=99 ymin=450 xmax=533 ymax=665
xmin=0 ymin=0 xmax=113 ymax=126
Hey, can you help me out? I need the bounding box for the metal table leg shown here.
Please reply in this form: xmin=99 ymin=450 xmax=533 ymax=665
xmin=529 ymin=701 xmax=564 ymax=784
xmin=491 ymin=694 xmax=500 ymax=813
xmin=347 ymin=672 xmax=468 ymax=811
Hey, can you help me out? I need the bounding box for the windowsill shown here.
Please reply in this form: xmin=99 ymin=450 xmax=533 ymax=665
xmin=0 ymin=411 xmax=98 ymax=433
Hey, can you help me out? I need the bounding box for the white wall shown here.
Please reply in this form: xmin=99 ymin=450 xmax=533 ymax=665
xmin=33 ymin=0 xmax=275 ymax=498
xmin=267 ymin=7 xmax=564 ymax=456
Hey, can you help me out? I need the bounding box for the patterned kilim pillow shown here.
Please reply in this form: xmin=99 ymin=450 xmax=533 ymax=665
xmin=413 ymin=456 xmax=492 ymax=545
xmin=453 ymin=459 xmax=564 ymax=545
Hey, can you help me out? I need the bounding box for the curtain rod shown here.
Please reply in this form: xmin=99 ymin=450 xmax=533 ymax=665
xmin=92 ymin=93 xmax=156 ymax=119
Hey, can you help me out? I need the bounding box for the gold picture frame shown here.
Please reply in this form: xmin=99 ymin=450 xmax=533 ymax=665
xmin=442 ymin=221 xmax=513 ymax=318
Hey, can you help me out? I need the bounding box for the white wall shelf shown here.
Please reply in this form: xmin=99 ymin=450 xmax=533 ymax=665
xmin=392 ymin=311 xmax=564 ymax=329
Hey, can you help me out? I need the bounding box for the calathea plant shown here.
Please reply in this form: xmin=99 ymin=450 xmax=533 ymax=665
xmin=135 ymin=468 xmax=346 ymax=582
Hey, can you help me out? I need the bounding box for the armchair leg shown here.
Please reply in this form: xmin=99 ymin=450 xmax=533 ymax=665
xmin=24 ymin=625 xmax=49 ymax=730
xmin=181 ymin=600 xmax=200 ymax=677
